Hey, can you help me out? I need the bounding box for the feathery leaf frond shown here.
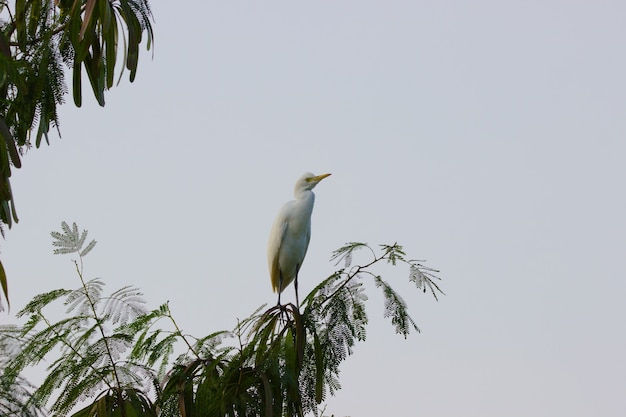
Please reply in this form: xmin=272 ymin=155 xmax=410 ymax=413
xmin=50 ymin=221 xmax=96 ymax=255
xmin=409 ymin=261 xmax=445 ymax=301
xmin=330 ymin=241 xmax=370 ymax=267
xmin=4 ymin=227 xmax=444 ymax=417
xmin=102 ymin=285 xmax=147 ymax=324
xmin=374 ymin=275 xmax=420 ymax=336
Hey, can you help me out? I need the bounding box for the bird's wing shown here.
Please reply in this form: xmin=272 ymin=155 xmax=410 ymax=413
xmin=268 ymin=212 xmax=289 ymax=293
xmin=303 ymin=225 xmax=311 ymax=260
xmin=289 ymin=225 xmax=312 ymax=280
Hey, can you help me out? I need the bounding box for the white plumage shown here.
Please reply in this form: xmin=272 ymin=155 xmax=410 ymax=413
xmin=267 ymin=172 xmax=331 ymax=306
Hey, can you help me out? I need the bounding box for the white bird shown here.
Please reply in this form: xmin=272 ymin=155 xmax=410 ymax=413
xmin=268 ymin=172 xmax=331 ymax=307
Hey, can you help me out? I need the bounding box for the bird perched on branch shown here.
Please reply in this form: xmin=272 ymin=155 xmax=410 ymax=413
xmin=268 ymin=172 xmax=331 ymax=307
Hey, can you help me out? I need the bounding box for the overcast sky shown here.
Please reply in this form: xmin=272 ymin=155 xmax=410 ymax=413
xmin=2 ymin=1 xmax=626 ymax=416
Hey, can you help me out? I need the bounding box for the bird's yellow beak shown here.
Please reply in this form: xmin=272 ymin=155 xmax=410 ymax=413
xmin=308 ymin=173 xmax=331 ymax=183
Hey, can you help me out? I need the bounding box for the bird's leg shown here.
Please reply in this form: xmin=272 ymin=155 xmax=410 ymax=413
xmin=294 ymin=264 xmax=300 ymax=309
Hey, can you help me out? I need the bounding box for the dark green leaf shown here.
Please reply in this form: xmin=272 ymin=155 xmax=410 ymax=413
xmin=73 ymin=61 xmax=82 ymax=107
xmin=0 ymin=259 xmax=8 ymax=310
xmin=0 ymin=117 xmax=20 ymax=169
xmin=15 ymin=0 xmax=27 ymax=51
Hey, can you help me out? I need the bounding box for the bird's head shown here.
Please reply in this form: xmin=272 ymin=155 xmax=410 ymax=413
xmin=295 ymin=172 xmax=331 ymax=193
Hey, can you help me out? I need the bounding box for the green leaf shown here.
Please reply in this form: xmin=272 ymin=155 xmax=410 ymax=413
xmin=35 ymin=113 xmax=50 ymax=148
xmin=84 ymin=52 xmax=105 ymax=106
xmin=79 ymin=0 xmax=98 ymax=40
xmin=0 ymin=117 xmax=20 ymax=169
xmin=0 ymin=259 xmax=8 ymax=311
xmin=6 ymin=180 xmax=17 ymax=224
xmin=73 ymin=61 xmax=82 ymax=107
xmin=15 ymin=0 xmax=27 ymax=51
xmin=119 ymin=1 xmax=142 ymax=81
xmin=103 ymin=8 xmax=118 ymax=88
xmin=259 ymin=370 xmax=274 ymax=417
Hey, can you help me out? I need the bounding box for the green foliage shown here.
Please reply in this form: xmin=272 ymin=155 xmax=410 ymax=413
xmin=0 ymin=324 xmax=46 ymax=416
xmin=2 ymin=222 xmax=157 ymax=416
xmin=0 ymin=1 xmax=155 ymax=308
xmin=0 ymin=0 xmax=154 ymax=227
xmin=0 ymin=256 xmax=8 ymax=311
xmin=0 ymin=224 xmax=443 ymax=416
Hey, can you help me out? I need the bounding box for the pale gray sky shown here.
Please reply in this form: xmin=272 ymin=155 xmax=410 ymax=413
xmin=3 ymin=1 xmax=626 ymax=416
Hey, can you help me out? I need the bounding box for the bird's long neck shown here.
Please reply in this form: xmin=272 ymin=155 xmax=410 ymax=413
xmin=294 ymin=189 xmax=315 ymax=219
xmin=295 ymin=188 xmax=315 ymax=203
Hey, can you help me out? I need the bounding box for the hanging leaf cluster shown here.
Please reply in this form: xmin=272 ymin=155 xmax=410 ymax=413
xmin=0 ymin=0 xmax=153 ymax=228
xmin=0 ymin=1 xmax=154 ymax=308
xmin=0 ymin=223 xmax=444 ymax=417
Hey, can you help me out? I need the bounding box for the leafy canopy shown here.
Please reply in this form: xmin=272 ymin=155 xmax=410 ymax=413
xmin=0 ymin=223 xmax=443 ymax=416
xmin=0 ymin=0 xmax=154 ymax=309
